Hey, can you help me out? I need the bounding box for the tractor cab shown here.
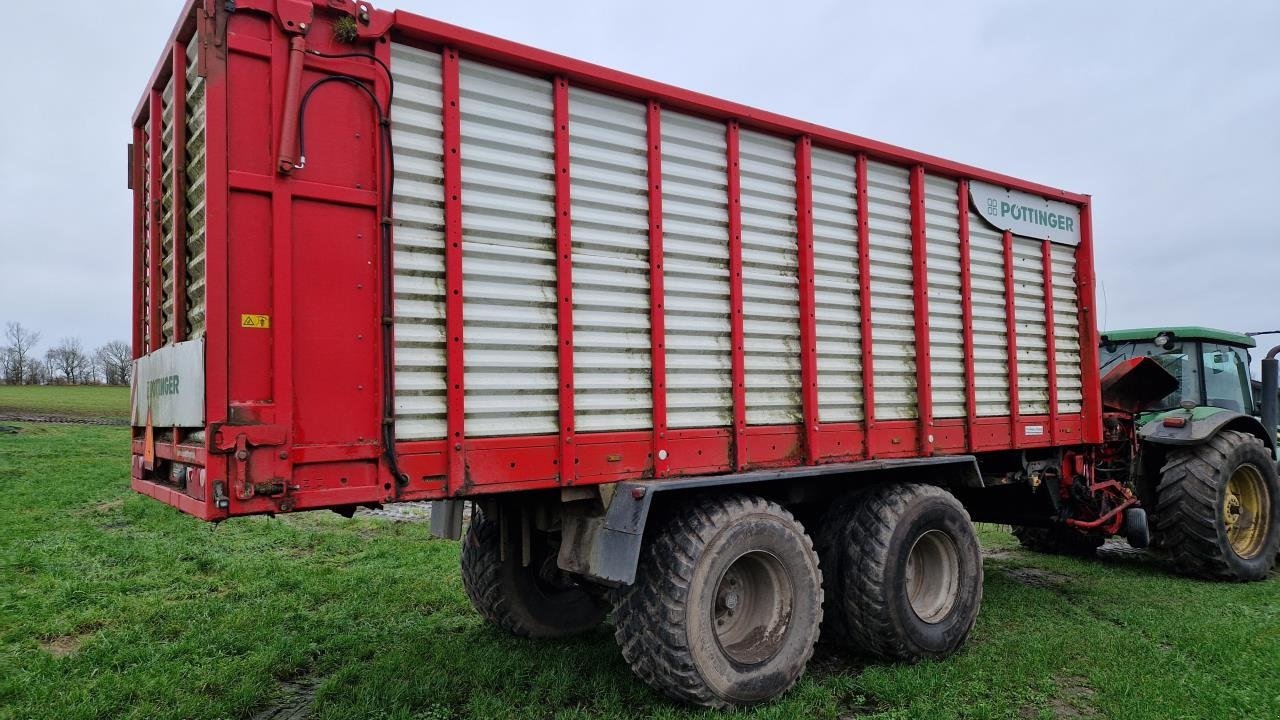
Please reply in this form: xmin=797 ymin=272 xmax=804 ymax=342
xmin=1099 ymin=326 xmax=1257 ymax=423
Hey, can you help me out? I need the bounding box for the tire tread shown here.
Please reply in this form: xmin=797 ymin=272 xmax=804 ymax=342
xmin=837 ymin=483 xmax=982 ymax=661
xmin=1153 ymin=430 xmax=1278 ymax=581
xmin=460 ymin=510 xmax=607 ymax=637
xmin=611 ymin=494 xmax=820 ymax=708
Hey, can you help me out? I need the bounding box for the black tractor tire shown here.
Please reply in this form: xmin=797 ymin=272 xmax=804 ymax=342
xmin=826 ymin=483 xmax=983 ymax=661
xmin=1153 ymin=430 xmax=1280 ymax=581
xmin=460 ymin=508 xmax=608 ymax=638
xmin=813 ymin=491 xmax=868 ymax=646
xmin=612 ymin=494 xmax=823 ymax=708
xmin=1011 ymin=525 xmax=1106 ymax=557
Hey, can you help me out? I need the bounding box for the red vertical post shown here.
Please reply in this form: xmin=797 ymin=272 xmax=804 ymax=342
xmin=202 ymin=8 xmax=229 ymax=435
xmin=1041 ymin=239 xmax=1060 ymax=442
xmin=856 ymin=154 xmax=876 ymax=455
xmin=957 ymin=180 xmax=977 ymax=449
xmin=375 ymin=25 xmax=396 ymax=477
xmin=553 ymin=77 xmax=576 ymax=484
xmin=647 ymin=101 xmax=669 ymax=477
xmin=1003 ymin=230 xmax=1021 ymax=444
xmin=147 ymin=88 xmax=165 ymax=353
xmin=267 ymin=28 xmax=295 ymax=496
xmin=910 ymin=166 xmax=933 ymax=455
xmin=726 ymin=121 xmax=747 ymax=470
xmin=441 ymin=48 xmax=466 ymax=491
xmin=170 ymin=43 xmax=189 ymax=343
xmin=795 ymin=137 xmax=819 ymax=463
xmin=132 ymin=123 xmax=146 ymax=359
xmin=1075 ymin=200 xmax=1102 ymax=444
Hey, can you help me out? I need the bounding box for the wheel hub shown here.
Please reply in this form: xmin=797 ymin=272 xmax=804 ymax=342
xmin=905 ymin=529 xmax=961 ymax=624
xmin=1224 ymin=463 xmax=1271 ymax=559
xmin=711 ymin=551 xmax=793 ymax=665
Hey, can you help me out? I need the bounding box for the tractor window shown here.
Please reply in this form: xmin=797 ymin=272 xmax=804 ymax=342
xmin=1099 ymin=340 xmax=1200 ymax=410
xmin=1202 ymin=343 xmax=1253 ymax=413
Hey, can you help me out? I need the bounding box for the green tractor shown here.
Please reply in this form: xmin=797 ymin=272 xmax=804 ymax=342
xmin=1014 ymin=326 xmax=1280 ymax=580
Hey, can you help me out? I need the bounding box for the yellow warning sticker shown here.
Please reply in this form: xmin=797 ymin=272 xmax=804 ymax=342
xmin=241 ymin=314 xmax=271 ymax=329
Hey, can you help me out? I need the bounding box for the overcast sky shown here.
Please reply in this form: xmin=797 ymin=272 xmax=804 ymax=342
xmin=1 ymin=1 xmax=1277 ymax=375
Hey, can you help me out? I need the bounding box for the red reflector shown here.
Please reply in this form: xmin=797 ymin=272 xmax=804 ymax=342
xmin=1163 ymin=417 xmax=1187 ymax=428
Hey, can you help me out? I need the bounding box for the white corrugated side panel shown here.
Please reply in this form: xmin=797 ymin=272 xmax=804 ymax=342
xmin=183 ymin=35 xmax=207 ymax=340
xmin=390 ymin=44 xmax=447 ymax=440
xmin=811 ymin=148 xmax=862 ymax=423
xmin=968 ymin=211 xmax=1010 ymax=416
xmin=1050 ymin=243 xmax=1083 ymax=413
xmin=925 ymin=175 xmax=966 ymax=418
xmin=865 ymin=161 xmax=917 ymax=420
xmin=1012 ymin=237 xmax=1050 ymax=415
xmin=458 ymin=61 xmax=559 ymax=437
xmin=568 ymin=88 xmax=653 ymax=433
xmin=662 ymin=111 xmax=732 ymax=429
xmin=739 ymin=130 xmax=800 ymax=426
xmin=159 ymin=74 xmax=176 ymax=345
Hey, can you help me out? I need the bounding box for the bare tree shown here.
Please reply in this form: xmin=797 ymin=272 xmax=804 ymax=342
xmin=2 ymin=322 xmax=41 ymax=385
xmin=46 ymin=337 xmax=91 ymax=385
xmin=24 ymin=356 xmax=47 ymax=385
xmin=83 ymin=355 xmax=102 ymax=385
xmin=95 ymin=340 xmax=133 ymax=386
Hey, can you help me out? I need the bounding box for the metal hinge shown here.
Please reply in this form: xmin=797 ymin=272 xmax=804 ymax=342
xmin=210 ymin=423 xmax=287 ymax=451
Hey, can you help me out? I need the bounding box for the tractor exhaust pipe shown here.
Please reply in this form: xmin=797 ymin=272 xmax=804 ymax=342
xmin=1263 ymin=345 xmax=1280 ymax=460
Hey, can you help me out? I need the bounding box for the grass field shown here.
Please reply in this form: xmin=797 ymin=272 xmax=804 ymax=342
xmin=0 ymin=385 xmax=129 ymax=420
xmin=1 ymin=415 xmax=1278 ymax=718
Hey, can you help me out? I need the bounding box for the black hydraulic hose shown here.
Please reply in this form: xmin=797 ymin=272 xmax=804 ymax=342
xmin=295 ymin=75 xmax=383 ymax=168
xmin=305 ymin=50 xmax=395 ymax=101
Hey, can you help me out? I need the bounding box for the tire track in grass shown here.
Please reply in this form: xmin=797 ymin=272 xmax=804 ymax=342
xmin=251 ymin=677 xmax=324 ymax=720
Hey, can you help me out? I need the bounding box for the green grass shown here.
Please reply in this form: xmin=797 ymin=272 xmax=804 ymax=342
xmin=1 ymin=424 xmax=1277 ymax=720
xmin=0 ymin=385 xmax=129 ymax=420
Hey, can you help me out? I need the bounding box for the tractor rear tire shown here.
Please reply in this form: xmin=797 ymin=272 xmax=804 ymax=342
xmin=1153 ymin=430 xmax=1280 ymax=581
xmin=612 ymin=494 xmax=823 ymax=708
xmin=824 ymin=483 xmax=983 ymax=661
xmin=1011 ymin=525 xmax=1106 ymax=557
xmin=460 ymin=508 xmax=608 ymax=638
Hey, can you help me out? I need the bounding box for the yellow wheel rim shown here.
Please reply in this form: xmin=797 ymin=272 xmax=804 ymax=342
xmin=1224 ymin=464 xmax=1271 ymax=560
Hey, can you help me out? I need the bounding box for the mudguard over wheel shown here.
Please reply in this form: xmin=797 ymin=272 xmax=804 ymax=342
xmin=824 ymin=483 xmax=983 ymax=661
xmin=612 ymin=495 xmax=823 ymax=708
xmin=1153 ymin=430 xmax=1280 ymax=581
xmin=460 ymin=508 xmax=608 ymax=638
xmin=1011 ymin=524 xmax=1105 ymax=557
